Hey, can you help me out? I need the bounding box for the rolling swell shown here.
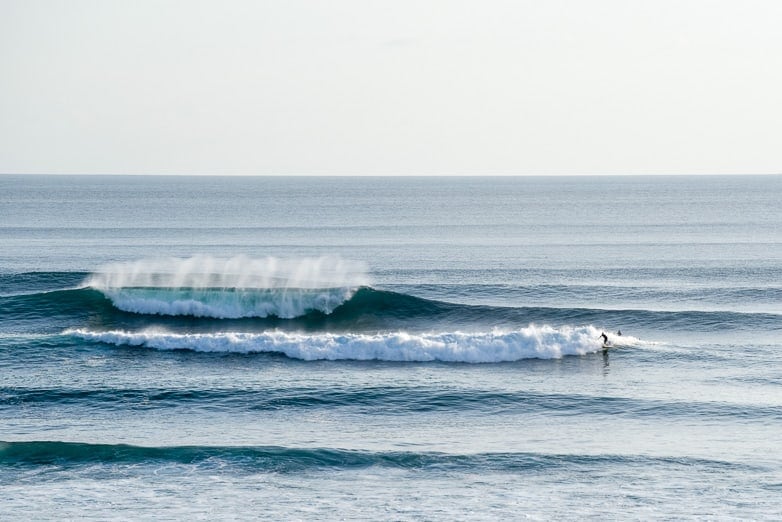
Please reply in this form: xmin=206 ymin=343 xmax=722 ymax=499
xmin=0 ymin=288 xmax=109 ymax=332
xmin=0 ymin=271 xmax=88 ymax=296
xmin=0 ymin=441 xmax=751 ymax=474
xmin=4 ymin=386 xmax=780 ymax=421
xmin=3 ymin=285 xmax=780 ymax=334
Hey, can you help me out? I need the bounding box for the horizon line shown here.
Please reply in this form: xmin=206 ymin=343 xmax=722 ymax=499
xmin=2 ymin=172 xmax=781 ymax=178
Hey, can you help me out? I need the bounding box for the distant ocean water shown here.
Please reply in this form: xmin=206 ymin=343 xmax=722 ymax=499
xmin=1 ymin=175 xmax=781 ymax=519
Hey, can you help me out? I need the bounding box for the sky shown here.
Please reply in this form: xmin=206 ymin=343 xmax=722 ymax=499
xmin=1 ymin=0 xmax=781 ymax=175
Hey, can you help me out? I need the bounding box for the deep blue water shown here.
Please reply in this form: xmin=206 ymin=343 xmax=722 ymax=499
xmin=1 ymin=175 xmax=781 ymax=519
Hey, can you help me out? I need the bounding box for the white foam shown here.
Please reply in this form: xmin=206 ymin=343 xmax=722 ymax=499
xmin=67 ymin=325 xmax=606 ymax=362
xmin=605 ymin=333 xmax=646 ymax=348
xmin=86 ymin=256 xmax=369 ymax=318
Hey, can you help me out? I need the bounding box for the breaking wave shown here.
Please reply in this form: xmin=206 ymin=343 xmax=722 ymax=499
xmin=91 ymin=287 xmax=356 ymax=319
xmin=66 ymin=325 xmax=617 ymax=362
xmin=86 ymin=255 xmax=369 ymax=318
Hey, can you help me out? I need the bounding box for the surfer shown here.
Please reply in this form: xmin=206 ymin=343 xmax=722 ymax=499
xmin=599 ymin=332 xmax=609 ymax=346
xmin=616 ymin=329 xmax=622 ymax=336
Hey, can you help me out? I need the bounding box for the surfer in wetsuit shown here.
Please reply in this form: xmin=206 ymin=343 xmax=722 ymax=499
xmin=599 ymin=332 xmax=609 ymax=346
xmin=616 ymin=330 xmax=622 ymax=336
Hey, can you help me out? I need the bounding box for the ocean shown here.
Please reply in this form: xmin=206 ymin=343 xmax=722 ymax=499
xmin=1 ymin=174 xmax=781 ymax=519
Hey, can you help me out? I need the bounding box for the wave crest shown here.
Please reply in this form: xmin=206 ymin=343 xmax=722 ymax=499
xmin=86 ymin=256 xmax=369 ymax=318
xmin=67 ymin=325 xmax=607 ymax=362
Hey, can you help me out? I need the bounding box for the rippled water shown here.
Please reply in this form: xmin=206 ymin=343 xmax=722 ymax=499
xmin=1 ymin=175 xmax=781 ymax=519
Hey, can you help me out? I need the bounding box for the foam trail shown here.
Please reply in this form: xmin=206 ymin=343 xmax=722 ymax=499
xmin=86 ymin=256 xmax=369 ymax=318
xmin=67 ymin=325 xmax=605 ymax=362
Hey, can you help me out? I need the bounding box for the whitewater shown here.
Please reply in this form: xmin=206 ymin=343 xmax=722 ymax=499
xmin=2 ymin=175 xmax=781 ymax=520
xmin=66 ymin=325 xmax=623 ymax=361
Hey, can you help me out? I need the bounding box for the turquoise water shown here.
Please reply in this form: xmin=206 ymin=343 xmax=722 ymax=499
xmin=1 ymin=175 xmax=781 ymax=519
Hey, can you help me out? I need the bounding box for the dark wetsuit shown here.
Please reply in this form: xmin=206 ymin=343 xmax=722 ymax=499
xmin=599 ymin=333 xmax=609 ymax=345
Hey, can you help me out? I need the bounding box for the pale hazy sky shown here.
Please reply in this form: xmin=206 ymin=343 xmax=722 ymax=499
xmin=1 ymin=0 xmax=781 ymax=175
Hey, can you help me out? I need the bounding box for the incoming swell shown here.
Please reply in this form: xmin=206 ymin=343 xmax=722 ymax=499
xmin=0 ymin=271 xmax=88 ymax=296
xmin=0 ymin=441 xmax=751 ymax=474
xmin=4 ymin=385 xmax=780 ymax=421
xmin=3 ymin=286 xmax=781 ymax=334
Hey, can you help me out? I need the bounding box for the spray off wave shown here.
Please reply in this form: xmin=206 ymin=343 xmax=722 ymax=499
xmin=67 ymin=325 xmax=617 ymax=362
xmin=86 ymin=256 xmax=369 ymax=319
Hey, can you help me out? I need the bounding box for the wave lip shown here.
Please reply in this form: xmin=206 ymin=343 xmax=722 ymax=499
xmin=67 ymin=325 xmax=606 ymax=362
xmin=86 ymin=256 xmax=369 ymax=319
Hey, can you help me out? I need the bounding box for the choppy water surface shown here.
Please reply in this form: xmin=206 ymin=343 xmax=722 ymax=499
xmin=1 ymin=175 xmax=781 ymax=519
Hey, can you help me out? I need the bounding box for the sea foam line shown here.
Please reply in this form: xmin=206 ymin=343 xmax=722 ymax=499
xmin=66 ymin=325 xmax=606 ymax=362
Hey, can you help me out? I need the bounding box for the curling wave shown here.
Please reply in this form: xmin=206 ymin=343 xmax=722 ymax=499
xmin=66 ymin=325 xmax=608 ymax=362
xmin=86 ymin=255 xmax=369 ymax=318
xmin=93 ymin=287 xmax=356 ymax=319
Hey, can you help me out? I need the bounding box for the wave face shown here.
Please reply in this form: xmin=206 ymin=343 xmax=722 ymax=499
xmin=86 ymin=256 xmax=369 ymax=318
xmin=66 ymin=325 xmax=615 ymax=362
xmin=3 ymin=284 xmax=781 ymax=339
xmin=95 ymin=287 xmax=356 ymax=319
